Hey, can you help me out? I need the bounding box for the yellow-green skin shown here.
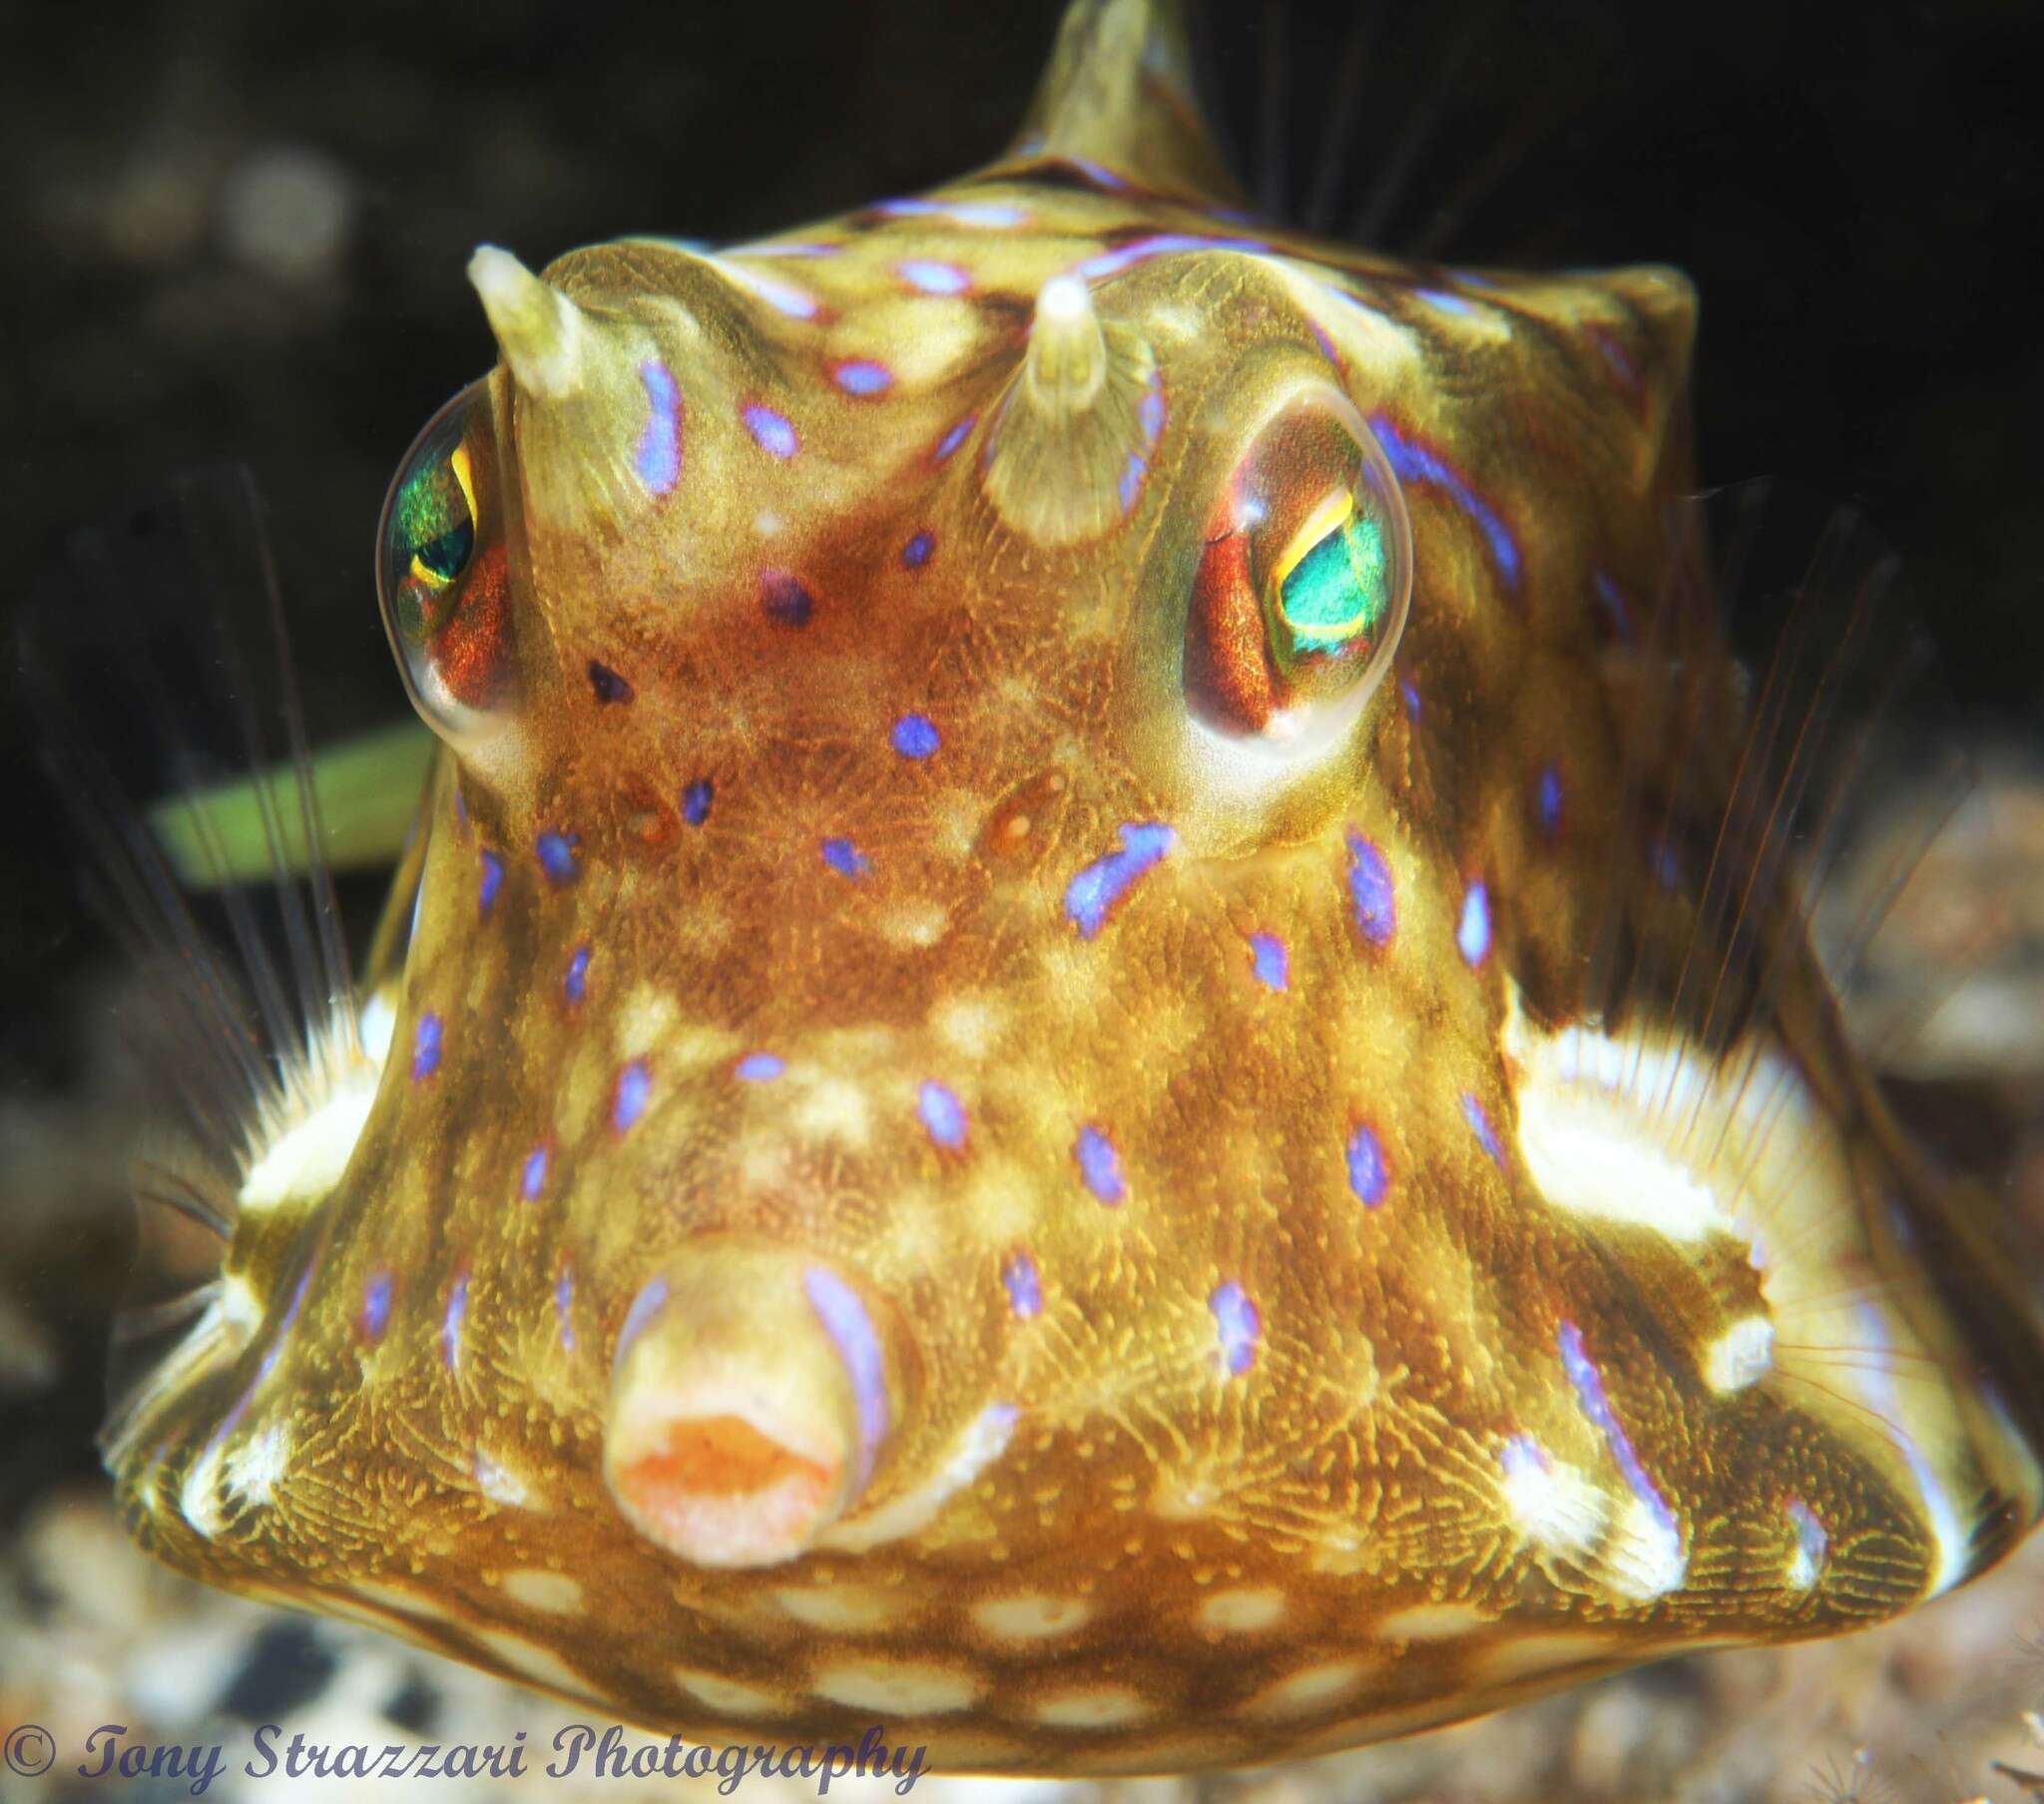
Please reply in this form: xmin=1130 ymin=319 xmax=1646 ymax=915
xmin=109 ymin=0 xmax=2044 ymax=1774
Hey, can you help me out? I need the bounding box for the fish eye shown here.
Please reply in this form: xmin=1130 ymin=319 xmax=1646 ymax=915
xmin=376 ymin=381 xmax=514 ymax=742
xmin=1184 ymin=387 xmax=1411 ymax=749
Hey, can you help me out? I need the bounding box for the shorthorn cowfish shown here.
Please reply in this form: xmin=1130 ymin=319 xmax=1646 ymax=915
xmin=70 ymin=0 xmax=2044 ymax=1778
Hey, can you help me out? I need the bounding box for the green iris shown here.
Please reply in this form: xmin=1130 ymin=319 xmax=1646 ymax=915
xmin=394 ymin=446 xmax=474 ymax=591
xmin=1278 ymin=509 xmax=1386 ymax=647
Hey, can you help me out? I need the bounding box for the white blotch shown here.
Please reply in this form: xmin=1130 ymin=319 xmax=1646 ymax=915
xmin=238 ymin=1014 xmax=389 ymax=1213
xmin=790 ymin=1075 xmax=874 ymax=1149
xmin=815 ymin=1403 xmax=1017 ymax=1553
xmin=972 ymin=1593 xmax=1091 ymax=1641
xmin=469 ymin=1626 xmax=596 ymax=1699
xmin=1374 ymin=1601 xmax=1492 ymax=1642
xmin=811 ymin=1660 xmax=982 ymax=1716
xmin=1499 ymin=1437 xmax=1608 ymax=1559
xmin=1603 ymin=1495 xmax=1689 ymax=1599
xmin=1031 ymin=1687 xmax=1153 ymax=1729
xmin=1702 ymin=1315 xmax=1775 ymax=1393
xmin=225 ymin=1422 xmax=290 ymax=1508
xmin=1244 ymin=1659 xmax=1367 ymax=1720
xmin=674 ymin=1668 xmax=791 ymax=1716
xmin=771 ymin=1584 xmax=905 ymax=1633
xmin=502 ymin=1570 xmax=585 ymax=1613
xmin=1197 ymin=1587 xmax=1287 ymax=1633
xmin=473 ymin=1448 xmax=534 ymax=1509
xmin=179 ymin=1438 xmax=230 ymax=1541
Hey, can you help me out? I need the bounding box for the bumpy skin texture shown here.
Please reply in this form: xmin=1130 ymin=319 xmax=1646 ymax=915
xmin=110 ymin=0 xmax=2044 ymax=1774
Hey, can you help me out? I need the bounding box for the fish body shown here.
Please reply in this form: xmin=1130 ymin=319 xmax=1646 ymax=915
xmin=103 ymin=0 xmax=2044 ymax=1773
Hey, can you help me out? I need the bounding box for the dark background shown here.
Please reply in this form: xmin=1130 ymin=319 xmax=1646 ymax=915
xmin=2 ymin=0 xmax=2040 ymax=1502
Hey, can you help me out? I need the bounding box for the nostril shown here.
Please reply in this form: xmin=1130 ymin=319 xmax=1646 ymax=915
xmin=602 ymin=1241 xmax=895 ymax=1570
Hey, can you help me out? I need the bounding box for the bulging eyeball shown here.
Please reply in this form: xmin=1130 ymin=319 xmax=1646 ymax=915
xmin=1185 ymin=386 xmax=1412 ymax=750
xmin=376 ymin=380 xmax=516 ymax=746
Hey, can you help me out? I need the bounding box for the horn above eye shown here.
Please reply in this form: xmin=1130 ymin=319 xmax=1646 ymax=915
xmin=1184 ymin=386 xmax=1412 ymax=751
xmin=376 ymin=380 xmax=517 ymax=748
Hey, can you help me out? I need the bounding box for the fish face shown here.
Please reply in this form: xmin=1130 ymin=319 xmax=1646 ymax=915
xmin=104 ymin=0 xmax=2044 ymax=1775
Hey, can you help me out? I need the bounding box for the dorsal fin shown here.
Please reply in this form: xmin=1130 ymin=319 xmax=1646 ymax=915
xmin=1008 ymin=0 xmax=1244 ymax=207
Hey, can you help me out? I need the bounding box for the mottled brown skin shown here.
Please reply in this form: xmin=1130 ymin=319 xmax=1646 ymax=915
xmin=108 ymin=0 xmax=2044 ymax=1774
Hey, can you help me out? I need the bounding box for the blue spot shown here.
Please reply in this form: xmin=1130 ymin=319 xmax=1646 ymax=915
xmin=1003 ymin=1251 xmax=1043 ymax=1319
xmin=554 ymin=1267 xmax=576 ymax=1351
xmin=804 ymin=1267 xmax=891 ymax=1477
xmin=1065 ymin=821 xmax=1175 ymax=940
xmin=635 ymin=359 xmax=681 ymax=494
xmin=441 ymin=1272 xmax=467 ymax=1372
xmin=1345 ymin=1124 xmax=1389 ymax=1207
xmin=832 ymin=358 xmax=893 ymax=395
xmin=1118 ymin=452 xmax=1147 ymax=513
xmin=682 ymin=778 xmax=714 ymax=826
xmin=821 ymin=836 xmax=870 ymax=878
xmin=617 ymin=1277 xmax=670 ymax=1359
xmin=613 ymin=1059 xmax=652 ymax=1133
xmin=891 ymin=713 xmax=940 ymax=759
xmin=1415 ymin=287 xmax=1474 ymax=316
xmin=564 ymin=943 xmax=590 ymax=1004
xmin=360 ymin=1270 xmax=393 ymax=1342
xmin=1073 ymin=229 xmax=1272 ymax=279
xmin=1650 ymin=836 xmax=1681 ymax=891
xmin=478 ymin=850 xmax=504 ymax=918
xmin=1210 ymin=1281 xmax=1261 ymax=1377
xmin=1075 ymin=1125 xmax=1126 ymax=1204
xmin=536 ymin=829 xmax=579 ymax=885
xmin=1593 ymin=570 xmax=1633 ymax=640
xmin=902 ymin=531 xmax=934 ymax=569
xmin=1066 ymin=155 xmax=1129 ymax=192
xmin=1401 ymin=679 xmax=1421 ymax=721
xmin=1308 ymin=317 xmax=1339 ymax=365
xmin=1463 ymin=1093 xmax=1503 ymax=1166
xmin=1369 ymin=413 xmax=1521 ymax=591
xmin=1345 ymin=832 xmax=1396 ymax=946
xmin=1558 ymin=1320 xmax=1682 ymax=1549
xmin=521 ymin=1144 xmax=548 ymax=1201
xmin=898 ymin=258 xmax=970 ymax=295
xmin=934 ymin=415 xmax=976 ymax=462
xmin=1786 ymin=1497 xmax=1828 ymax=1581
xmin=917 ymin=1080 xmax=968 ymax=1149
xmin=1536 ymin=766 xmax=1564 ymax=841
xmin=1457 ymin=881 xmax=1491 ymax=967
xmin=1248 ymin=931 xmax=1289 ymax=992
xmin=735 ymin=1052 xmax=785 ymax=1082
xmin=410 ymin=1012 xmax=442 ymax=1082
xmin=1139 ymin=379 xmax=1166 ymax=445
xmin=742 ymin=270 xmax=819 ymax=319
xmin=742 ymin=403 xmax=798 ymax=458
xmin=761 ymin=570 xmax=814 ymax=627
xmin=587 ymin=659 xmax=634 ymax=704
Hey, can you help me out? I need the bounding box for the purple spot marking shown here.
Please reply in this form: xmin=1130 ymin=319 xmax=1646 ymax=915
xmin=1002 ymin=1251 xmax=1043 ymax=1320
xmin=441 ymin=1271 xmax=468 ymax=1372
xmin=742 ymin=403 xmax=798 ymax=458
xmin=1344 ymin=831 xmax=1396 ymax=946
xmin=902 ymin=530 xmax=934 ymax=568
xmin=1249 ymin=931 xmax=1289 ymax=992
xmin=743 ymin=271 xmax=819 ymax=319
xmin=891 ymin=713 xmax=940 ymax=759
xmin=1558 ymin=1320 xmax=1682 ymax=1549
xmin=1499 ymin=1433 xmax=1550 ymax=1485
xmin=554 ymin=1267 xmax=576 ymax=1351
xmin=897 ymin=258 xmax=970 ymax=295
xmin=1075 ymin=1125 xmax=1126 ymax=1205
xmin=1415 ymin=287 xmax=1474 ymax=316
xmin=1370 ymin=412 xmax=1521 ymax=590
xmin=821 ymin=836 xmax=870 ymax=878
xmin=876 ymin=198 xmax=1025 ymax=227
xmin=613 ymin=1059 xmax=652 ymax=1133
xmin=831 ymin=358 xmax=893 ymax=396
xmin=804 ymin=1265 xmax=890 ymax=1486
xmin=478 ymin=850 xmax=504 ymax=918
xmin=682 ymin=777 xmax=714 ymax=826
xmin=917 ymin=1080 xmax=968 ymax=1149
xmin=410 ymin=1012 xmax=442 ymax=1082
xmin=617 ymin=1276 xmax=669 ymax=1361
xmin=1138 ymin=378 xmax=1166 ymax=446
xmin=1118 ymin=451 xmax=1147 ymax=513
xmin=1065 ymin=821 xmax=1176 ymax=940
xmin=761 ymin=570 xmax=814 ymax=627
xmin=635 ymin=359 xmax=681 ymax=494
xmin=1462 ymin=1093 xmax=1504 ymax=1166
xmin=564 ymin=943 xmax=590 ymax=1004
xmin=1066 ymin=155 xmax=1129 ymax=192
xmin=1650 ymin=836 xmax=1682 ymax=891
xmin=1786 ymin=1497 xmax=1828 ymax=1581
xmin=1308 ymin=317 xmax=1339 ymax=364
xmin=735 ymin=1052 xmax=785 ymax=1082
xmin=1401 ymin=679 xmax=1421 ymax=721
xmin=1210 ymin=1281 xmax=1262 ymax=1377
xmin=933 ymin=414 xmax=976 ymax=462
xmin=1593 ymin=571 xmax=1633 ymax=640
xmin=588 ymin=659 xmax=634 ymax=704
xmin=536 ymin=829 xmax=579 ymax=885
xmin=1345 ymin=1124 xmax=1389 ymax=1208
xmin=1536 ymin=765 xmax=1565 ymax=841
xmin=521 ymin=1144 xmax=548 ymax=1201
xmin=1457 ymin=881 xmax=1492 ymax=967
xmin=1075 ymin=230 xmax=1270 ymax=279
xmin=360 ymin=1270 xmax=393 ymax=1343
